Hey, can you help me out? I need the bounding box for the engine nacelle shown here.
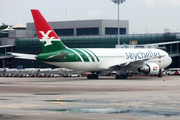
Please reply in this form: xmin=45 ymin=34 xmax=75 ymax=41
xmin=138 ymin=63 xmax=159 ymax=75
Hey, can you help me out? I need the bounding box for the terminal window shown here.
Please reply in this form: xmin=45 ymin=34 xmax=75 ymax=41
xmin=77 ymin=28 xmax=99 ymax=36
xmin=105 ymin=27 xmax=126 ymax=35
xmin=54 ymin=29 xmax=74 ymax=36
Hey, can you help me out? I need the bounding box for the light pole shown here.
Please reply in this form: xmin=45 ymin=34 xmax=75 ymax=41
xmin=111 ymin=0 xmax=126 ymax=45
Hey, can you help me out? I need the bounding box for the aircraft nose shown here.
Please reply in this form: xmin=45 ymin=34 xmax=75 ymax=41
xmin=168 ymin=56 xmax=172 ymax=66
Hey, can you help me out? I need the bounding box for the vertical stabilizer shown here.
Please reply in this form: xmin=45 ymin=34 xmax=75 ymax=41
xmin=31 ymin=9 xmax=67 ymax=53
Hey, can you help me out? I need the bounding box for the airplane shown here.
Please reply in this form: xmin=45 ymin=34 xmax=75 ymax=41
xmin=9 ymin=9 xmax=172 ymax=79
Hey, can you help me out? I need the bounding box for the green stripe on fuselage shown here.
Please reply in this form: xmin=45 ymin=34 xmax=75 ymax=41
xmin=81 ymin=49 xmax=95 ymax=62
xmin=73 ymin=48 xmax=89 ymax=62
xmin=85 ymin=49 xmax=100 ymax=62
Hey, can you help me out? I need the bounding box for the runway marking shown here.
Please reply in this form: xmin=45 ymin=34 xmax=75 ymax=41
xmin=147 ymin=103 xmax=154 ymax=105
xmin=56 ymin=97 xmax=64 ymax=104
xmin=0 ymin=105 xmax=44 ymax=109
xmin=14 ymin=114 xmax=24 ymax=116
xmin=145 ymin=105 xmax=152 ymax=107
xmin=47 ymin=111 xmax=55 ymax=114
xmin=130 ymin=103 xmax=140 ymax=105
xmin=31 ymin=113 xmax=39 ymax=115
xmin=0 ymin=105 xmax=20 ymax=108
xmin=23 ymin=105 xmax=44 ymax=108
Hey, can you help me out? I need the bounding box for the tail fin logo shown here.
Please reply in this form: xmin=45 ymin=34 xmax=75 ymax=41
xmin=39 ymin=30 xmax=55 ymax=47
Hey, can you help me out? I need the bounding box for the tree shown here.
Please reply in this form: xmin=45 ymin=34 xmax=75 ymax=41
xmin=0 ymin=23 xmax=8 ymax=30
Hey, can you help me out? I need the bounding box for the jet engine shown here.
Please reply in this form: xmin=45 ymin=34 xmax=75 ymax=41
xmin=138 ymin=63 xmax=159 ymax=75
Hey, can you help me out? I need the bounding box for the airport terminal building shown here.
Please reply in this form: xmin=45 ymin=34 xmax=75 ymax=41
xmin=0 ymin=19 xmax=180 ymax=69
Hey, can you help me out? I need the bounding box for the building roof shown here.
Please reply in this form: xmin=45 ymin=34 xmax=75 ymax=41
xmin=11 ymin=22 xmax=26 ymax=29
xmin=1 ymin=22 xmax=26 ymax=32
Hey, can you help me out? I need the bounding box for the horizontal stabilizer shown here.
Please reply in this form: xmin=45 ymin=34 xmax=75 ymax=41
xmin=7 ymin=52 xmax=36 ymax=60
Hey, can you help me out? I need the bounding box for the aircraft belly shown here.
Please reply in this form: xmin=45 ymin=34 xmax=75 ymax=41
xmin=45 ymin=62 xmax=107 ymax=71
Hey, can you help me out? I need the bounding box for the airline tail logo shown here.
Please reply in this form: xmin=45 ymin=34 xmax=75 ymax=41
xmin=39 ymin=30 xmax=55 ymax=47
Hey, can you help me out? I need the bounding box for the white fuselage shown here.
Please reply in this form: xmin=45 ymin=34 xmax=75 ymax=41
xmin=45 ymin=48 xmax=172 ymax=72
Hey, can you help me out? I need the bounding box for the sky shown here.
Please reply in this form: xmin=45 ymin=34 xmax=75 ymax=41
xmin=0 ymin=0 xmax=180 ymax=34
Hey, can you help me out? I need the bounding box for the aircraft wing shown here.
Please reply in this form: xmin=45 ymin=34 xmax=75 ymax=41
xmin=109 ymin=55 xmax=166 ymax=69
xmin=127 ymin=54 xmax=166 ymax=67
xmin=8 ymin=52 xmax=37 ymax=60
xmin=108 ymin=60 xmax=145 ymax=69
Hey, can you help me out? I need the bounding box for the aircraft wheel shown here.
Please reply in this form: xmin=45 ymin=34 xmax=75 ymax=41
xmin=158 ymin=73 xmax=162 ymax=77
xmin=115 ymin=75 xmax=120 ymax=79
xmin=87 ymin=74 xmax=91 ymax=79
xmin=94 ymin=74 xmax=99 ymax=79
xmin=119 ymin=75 xmax=123 ymax=79
xmin=123 ymin=75 xmax=127 ymax=79
xmin=116 ymin=75 xmax=126 ymax=79
xmin=87 ymin=74 xmax=99 ymax=79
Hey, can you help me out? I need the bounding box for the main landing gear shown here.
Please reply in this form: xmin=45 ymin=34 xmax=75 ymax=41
xmin=115 ymin=74 xmax=128 ymax=79
xmin=157 ymin=69 xmax=163 ymax=78
xmin=87 ymin=74 xmax=99 ymax=79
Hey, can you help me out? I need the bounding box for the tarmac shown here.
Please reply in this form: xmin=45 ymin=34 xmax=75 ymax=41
xmin=0 ymin=75 xmax=180 ymax=120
